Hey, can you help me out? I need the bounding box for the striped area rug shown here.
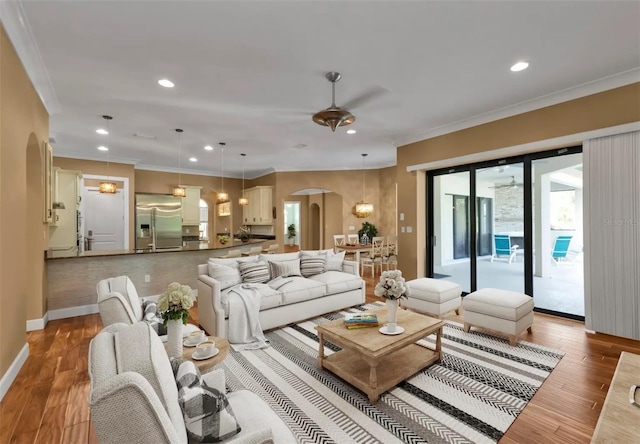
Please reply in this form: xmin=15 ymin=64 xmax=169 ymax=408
xmin=220 ymin=304 xmax=564 ymax=444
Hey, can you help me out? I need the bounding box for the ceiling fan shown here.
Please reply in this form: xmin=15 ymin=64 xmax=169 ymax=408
xmin=490 ymin=176 xmax=524 ymax=189
xmin=312 ymin=72 xmax=386 ymax=132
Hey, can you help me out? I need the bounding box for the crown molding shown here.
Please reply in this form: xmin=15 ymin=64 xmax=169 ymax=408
xmin=395 ymin=69 xmax=640 ymax=148
xmin=1 ymin=0 xmax=61 ymax=114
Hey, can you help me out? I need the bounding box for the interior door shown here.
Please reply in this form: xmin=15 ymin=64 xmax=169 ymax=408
xmin=84 ymin=187 xmax=125 ymax=250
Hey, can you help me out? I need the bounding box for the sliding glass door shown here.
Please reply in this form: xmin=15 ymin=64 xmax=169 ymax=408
xmin=427 ymin=147 xmax=584 ymax=319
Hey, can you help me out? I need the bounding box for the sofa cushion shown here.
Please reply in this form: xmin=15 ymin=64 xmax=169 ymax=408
xmin=207 ymin=262 xmax=242 ymax=290
xmin=276 ymin=276 xmax=326 ymax=304
xmin=307 ymin=271 xmax=363 ymax=295
xmin=172 ymin=359 xmax=241 ymax=442
xmin=238 ymin=260 xmax=270 ymax=284
xmin=259 ymin=252 xmax=300 ymax=263
xmin=268 ymin=259 xmax=302 ymax=278
xmin=301 ymin=249 xmax=334 ymax=256
xmin=221 ymin=284 xmax=282 ymax=312
xmin=300 ymin=253 xmax=327 ymax=277
xmin=325 ymin=250 xmax=346 ymax=272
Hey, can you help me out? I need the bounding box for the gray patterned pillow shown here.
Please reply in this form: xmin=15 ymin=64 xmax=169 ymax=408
xmin=172 ymin=359 xmax=241 ymax=442
xmin=268 ymin=259 xmax=302 ymax=278
xmin=238 ymin=260 xmax=270 ymax=283
xmin=300 ymin=253 xmax=327 ymax=277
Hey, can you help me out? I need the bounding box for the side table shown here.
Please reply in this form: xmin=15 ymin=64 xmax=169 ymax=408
xmin=168 ymin=336 xmax=230 ymax=373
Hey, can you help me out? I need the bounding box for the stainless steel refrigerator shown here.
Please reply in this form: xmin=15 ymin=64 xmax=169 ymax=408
xmin=135 ymin=194 xmax=182 ymax=251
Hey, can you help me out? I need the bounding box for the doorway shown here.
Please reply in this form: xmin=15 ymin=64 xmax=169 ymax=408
xmin=81 ymin=174 xmax=129 ymax=251
xmin=452 ymin=195 xmax=469 ymax=259
xmin=283 ymin=201 xmax=301 ymax=246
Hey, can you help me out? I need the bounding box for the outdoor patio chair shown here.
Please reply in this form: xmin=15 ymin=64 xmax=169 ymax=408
xmin=491 ymin=234 xmax=519 ymax=263
xmin=551 ymin=235 xmax=573 ymax=264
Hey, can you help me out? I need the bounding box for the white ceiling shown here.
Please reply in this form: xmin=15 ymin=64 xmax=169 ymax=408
xmin=3 ymin=1 xmax=639 ymax=179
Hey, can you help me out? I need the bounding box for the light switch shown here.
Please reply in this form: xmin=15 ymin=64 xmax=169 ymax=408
xmin=406 ymin=226 xmax=413 ymax=233
xmin=400 ymin=213 xmax=404 ymax=221
xmin=348 ymin=225 xmax=355 ymax=231
xmin=186 ymin=228 xmax=190 ymax=233
xmin=401 ymin=226 xmax=406 ymax=233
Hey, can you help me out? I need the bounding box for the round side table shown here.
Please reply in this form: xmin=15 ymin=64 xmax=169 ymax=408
xmin=181 ymin=336 xmax=230 ymax=373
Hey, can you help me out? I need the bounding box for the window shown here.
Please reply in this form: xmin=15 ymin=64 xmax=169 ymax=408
xmin=199 ymin=199 xmax=209 ymax=240
xmin=549 ymin=190 xmax=576 ymax=230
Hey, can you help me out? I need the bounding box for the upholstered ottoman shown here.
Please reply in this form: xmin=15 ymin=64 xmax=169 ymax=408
xmin=463 ymin=288 xmax=534 ymax=346
xmin=403 ymin=278 xmax=462 ymax=318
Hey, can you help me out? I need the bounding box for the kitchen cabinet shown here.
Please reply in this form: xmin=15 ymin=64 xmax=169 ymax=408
xmin=242 ymin=186 xmax=273 ymax=225
xmin=181 ymin=186 xmax=202 ymax=225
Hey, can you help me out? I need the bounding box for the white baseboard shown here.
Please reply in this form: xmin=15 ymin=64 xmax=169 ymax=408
xmin=0 ymin=343 xmax=29 ymax=403
xmin=26 ymin=311 xmax=50 ymax=331
xmin=48 ymin=304 xmax=99 ymax=321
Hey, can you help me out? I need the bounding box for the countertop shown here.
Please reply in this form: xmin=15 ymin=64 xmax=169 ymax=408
xmin=45 ymin=238 xmax=268 ymax=260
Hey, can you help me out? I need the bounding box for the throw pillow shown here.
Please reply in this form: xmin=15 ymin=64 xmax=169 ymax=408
xmin=142 ymin=300 xmax=167 ymax=336
xmin=172 ymin=359 xmax=241 ymax=443
xmin=268 ymin=259 xmax=302 ymax=279
xmin=267 ymin=276 xmax=294 ymax=290
xmin=207 ymin=262 xmax=242 ymax=290
xmin=325 ymin=250 xmax=346 ymax=272
xmin=238 ymin=260 xmax=270 ymax=284
xmin=300 ymin=253 xmax=327 ymax=277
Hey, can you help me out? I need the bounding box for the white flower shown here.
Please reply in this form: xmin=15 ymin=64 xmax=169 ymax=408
xmin=375 ymin=270 xmax=408 ymax=300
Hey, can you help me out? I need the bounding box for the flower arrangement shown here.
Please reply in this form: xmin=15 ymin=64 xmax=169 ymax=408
xmin=374 ymin=270 xmax=410 ymax=301
xmin=237 ymin=225 xmax=251 ymax=242
xmin=157 ymin=282 xmax=195 ymax=325
xmin=217 ymin=234 xmax=229 ymax=245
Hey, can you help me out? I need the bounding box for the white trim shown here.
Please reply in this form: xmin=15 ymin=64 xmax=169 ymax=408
xmin=0 ymin=343 xmax=29 ymax=403
xmin=26 ymin=311 xmax=49 ymax=331
xmin=0 ymin=0 xmax=61 ymax=114
xmin=395 ymin=69 xmax=640 ymax=147
xmin=407 ymin=122 xmax=640 ymax=172
xmin=82 ymin=174 xmax=130 ymax=250
xmin=48 ymin=304 xmax=99 ymax=320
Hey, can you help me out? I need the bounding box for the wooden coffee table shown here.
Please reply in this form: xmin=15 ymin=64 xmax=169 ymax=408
xmin=315 ymin=307 xmax=444 ymax=403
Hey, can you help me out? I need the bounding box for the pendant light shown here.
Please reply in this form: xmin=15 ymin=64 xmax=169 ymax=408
xmin=238 ymin=153 xmax=248 ymax=206
xmin=172 ymin=129 xmax=186 ymax=198
xmin=354 ymin=153 xmax=373 ymax=218
xmin=217 ymin=142 xmax=229 ymax=202
xmin=98 ymin=115 xmax=117 ymax=194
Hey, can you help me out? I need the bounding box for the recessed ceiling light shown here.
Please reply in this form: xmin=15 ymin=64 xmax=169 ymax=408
xmin=158 ymin=79 xmax=175 ymax=88
xmin=97 ymin=146 xmax=109 ymax=151
xmin=189 ymin=157 xmax=197 ymax=162
xmin=96 ymin=128 xmax=108 ymax=135
xmin=204 ymin=145 xmax=214 ymax=151
xmin=346 ymin=129 xmax=357 ymax=135
xmin=510 ymin=61 xmax=529 ymax=72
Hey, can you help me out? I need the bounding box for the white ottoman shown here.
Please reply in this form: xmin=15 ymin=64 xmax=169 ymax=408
xmin=463 ymin=288 xmax=534 ymax=346
xmin=403 ymin=278 xmax=462 ymax=318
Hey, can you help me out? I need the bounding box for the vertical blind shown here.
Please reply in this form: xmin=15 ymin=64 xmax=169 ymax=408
xmin=584 ymin=130 xmax=640 ymax=340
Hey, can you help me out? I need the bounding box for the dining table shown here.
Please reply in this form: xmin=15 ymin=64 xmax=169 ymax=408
xmin=334 ymin=243 xmax=372 ymax=263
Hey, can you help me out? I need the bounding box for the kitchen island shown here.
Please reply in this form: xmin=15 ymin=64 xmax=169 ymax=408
xmin=45 ymin=239 xmax=271 ymax=313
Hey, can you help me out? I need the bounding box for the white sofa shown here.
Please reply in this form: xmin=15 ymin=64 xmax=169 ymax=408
xmin=89 ymin=322 xmax=296 ymax=443
xmin=197 ymin=251 xmax=365 ymax=338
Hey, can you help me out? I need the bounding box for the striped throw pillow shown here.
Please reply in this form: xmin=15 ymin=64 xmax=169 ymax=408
xmin=268 ymin=259 xmax=302 ymax=279
xmin=238 ymin=260 xmax=270 ymax=283
xmin=300 ymin=253 xmax=327 ymax=277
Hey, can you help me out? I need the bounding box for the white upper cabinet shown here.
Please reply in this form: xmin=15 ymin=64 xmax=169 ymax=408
xmin=242 ymin=186 xmax=273 ymax=225
xmin=181 ymin=186 xmax=202 ymax=225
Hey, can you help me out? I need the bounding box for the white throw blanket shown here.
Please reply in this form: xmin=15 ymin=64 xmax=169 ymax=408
xmin=227 ymin=284 xmax=270 ymax=350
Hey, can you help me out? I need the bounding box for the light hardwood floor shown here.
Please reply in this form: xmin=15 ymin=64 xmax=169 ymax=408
xmin=1 ymin=273 xmax=639 ymax=443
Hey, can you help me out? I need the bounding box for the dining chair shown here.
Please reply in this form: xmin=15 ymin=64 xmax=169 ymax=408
xmin=382 ymin=235 xmax=398 ymax=271
xmin=347 ymin=234 xmax=359 ymax=245
xmin=333 ymin=234 xmax=346 ymax=253
xmin=242 ymin=245 xmax=263 ymax=256
xmin=262 ymin=244 xmax=280 ymax=254
xmin=361 ymin=237 xmax=385 ymax=277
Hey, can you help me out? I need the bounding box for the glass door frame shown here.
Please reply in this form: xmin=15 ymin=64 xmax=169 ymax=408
xmin=426 ymin=145 xmax=583 ymax=320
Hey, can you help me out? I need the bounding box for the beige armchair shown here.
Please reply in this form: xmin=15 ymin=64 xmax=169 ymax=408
xmin=89 ymin=322 xmax=296 ymax=443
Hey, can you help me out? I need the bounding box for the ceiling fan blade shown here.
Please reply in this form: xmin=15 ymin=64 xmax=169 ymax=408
xmin=341 ymin=85 xmax=388 ymax=110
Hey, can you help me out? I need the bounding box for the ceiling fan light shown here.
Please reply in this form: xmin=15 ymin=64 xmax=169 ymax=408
xmin=172 ymin=186 xmax=186 ymax=198
xmin=355 ymin=201 xmax=373 ymax=218
xmin=312 ymin=108 xmax=355 ymax=131
xmin=99 ymin=181 xmax=117 ymax=194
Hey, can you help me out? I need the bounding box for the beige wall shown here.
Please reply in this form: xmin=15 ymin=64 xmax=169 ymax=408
xmin=396 ymin=83 xmax=640 ymax=280
xmin=1 ymin=26 xmax=50 ymax=378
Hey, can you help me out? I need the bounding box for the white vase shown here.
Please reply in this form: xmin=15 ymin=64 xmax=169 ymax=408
xmin=386 ymin=298 xmax=399 ymax=333
xmin=166 ymin=319 xmax=184 ymax=359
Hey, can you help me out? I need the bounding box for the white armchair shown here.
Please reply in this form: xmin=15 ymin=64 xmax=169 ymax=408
xmin=96 ymin=275 xmax=199 ymax=339
xmin=89 ymin=322 xmax=296 ymax=443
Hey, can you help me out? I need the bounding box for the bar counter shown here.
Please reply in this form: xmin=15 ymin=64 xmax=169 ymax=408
xmin=46 ymin=239 xmax=271 ymax=312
